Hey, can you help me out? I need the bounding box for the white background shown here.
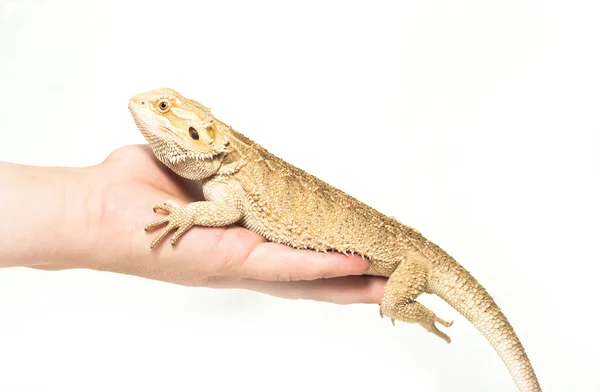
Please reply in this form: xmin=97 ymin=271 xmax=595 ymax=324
xmin=1 ymin=1 xmax=598 ymax=391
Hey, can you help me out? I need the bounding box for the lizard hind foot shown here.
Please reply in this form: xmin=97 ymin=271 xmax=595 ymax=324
xmin=420 ymin=314 xmax=453 ymax=344
xmin=379 ymin=256 xmax=454 ymax=343
xmin=383 ymin=300 xmax=454 ymax=343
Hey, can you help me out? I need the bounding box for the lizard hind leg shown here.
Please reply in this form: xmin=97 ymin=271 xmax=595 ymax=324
xmin=380 ymin=257 xmax=453 ymax=343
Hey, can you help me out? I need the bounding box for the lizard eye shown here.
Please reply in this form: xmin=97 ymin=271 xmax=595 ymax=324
xmin=157 ymin=99 xmax=171 ymax=113
xmin=188 ymin=127 xmax=199 ymax=140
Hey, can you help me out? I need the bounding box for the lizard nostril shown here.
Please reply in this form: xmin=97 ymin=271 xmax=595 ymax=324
xmin=141 ymin=101 xmax=146 ymax=105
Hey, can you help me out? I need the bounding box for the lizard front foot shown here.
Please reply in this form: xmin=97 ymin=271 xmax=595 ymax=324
xmin=145 ymin=200 xmax=195 ymax=248
xmin=144 ymin=200 xmax=244 ymax=249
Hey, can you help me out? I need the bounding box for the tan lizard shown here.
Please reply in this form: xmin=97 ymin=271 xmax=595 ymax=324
xmin=128 ymin=88 xmax=541 ymax=391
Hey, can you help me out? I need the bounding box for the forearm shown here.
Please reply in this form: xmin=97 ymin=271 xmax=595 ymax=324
xmin=0 ymin=161 xmax=89 ymax=269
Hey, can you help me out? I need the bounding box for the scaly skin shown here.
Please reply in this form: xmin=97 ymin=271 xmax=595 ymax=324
xmin=128 ymin=88 xmax=541 ymax=391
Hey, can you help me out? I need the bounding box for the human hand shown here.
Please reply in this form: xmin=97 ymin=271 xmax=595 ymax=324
xmin=16 ymin=145 xmax=384 ymax=304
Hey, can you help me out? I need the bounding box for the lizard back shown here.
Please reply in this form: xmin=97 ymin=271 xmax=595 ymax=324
xmin=209 ymin=125 xmax=413 ymax=276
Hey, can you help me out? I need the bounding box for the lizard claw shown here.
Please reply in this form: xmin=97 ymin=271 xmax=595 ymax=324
xmin=152 ymin=200 xmax=179 ymax=214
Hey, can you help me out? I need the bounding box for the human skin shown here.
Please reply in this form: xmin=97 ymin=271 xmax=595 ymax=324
xmin=0 ymin=145 xmax=386 ymax=304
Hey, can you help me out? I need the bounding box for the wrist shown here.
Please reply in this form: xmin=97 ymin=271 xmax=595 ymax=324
xmin=0 ymin=162 xmax=94 ymax=270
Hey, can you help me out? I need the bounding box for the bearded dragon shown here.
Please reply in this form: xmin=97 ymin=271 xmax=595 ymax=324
xmin=128 ymin=88 xmax=541 ymax=391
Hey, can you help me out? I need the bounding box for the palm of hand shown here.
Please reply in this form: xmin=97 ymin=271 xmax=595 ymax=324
xmin=86 ymin=145 xmax=384 ymax=304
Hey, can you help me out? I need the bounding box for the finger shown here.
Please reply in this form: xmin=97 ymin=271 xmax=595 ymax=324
xmin=148 ymin=225 xmax=370 ymax=281
xmin=206 ymin=275 xmax=387 ymax=305
xmin=238 ymin=241 xmax=371 ymax=281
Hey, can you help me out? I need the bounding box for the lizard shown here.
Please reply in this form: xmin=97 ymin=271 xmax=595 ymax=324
xmin=128 ymin=87 xmax=541 ymax=391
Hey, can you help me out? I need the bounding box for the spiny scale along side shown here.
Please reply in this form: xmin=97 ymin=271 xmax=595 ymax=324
xmin=128 ymin=87 xmax=541 ymax=391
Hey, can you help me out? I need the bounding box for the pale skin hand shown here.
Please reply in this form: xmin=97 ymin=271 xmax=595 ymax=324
xmin=0 ymin=145 xmax=385 ymax=304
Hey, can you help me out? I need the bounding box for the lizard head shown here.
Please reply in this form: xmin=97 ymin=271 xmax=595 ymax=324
xmin=128 ymin=88 xmax=229 ymax=180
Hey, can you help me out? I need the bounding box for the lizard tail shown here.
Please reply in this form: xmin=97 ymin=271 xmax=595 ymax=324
xmin=430 ymin=262 xmax=542 ymax=392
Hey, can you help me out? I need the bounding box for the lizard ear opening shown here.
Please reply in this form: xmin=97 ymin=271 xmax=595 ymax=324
xmin=188 ymin=121 xmax=214 ymax=145
xmin=185 ymin=121 xmax=229 ymax=160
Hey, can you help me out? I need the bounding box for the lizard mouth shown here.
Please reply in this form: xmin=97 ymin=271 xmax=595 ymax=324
xmin=128 ymin=101 xmax=151 ymax=128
